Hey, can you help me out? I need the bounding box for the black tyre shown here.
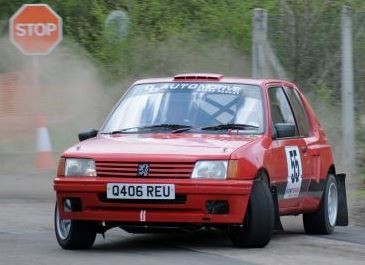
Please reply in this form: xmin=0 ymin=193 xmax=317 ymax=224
xmin=303 ymin=174 xmax=338 ymax=234
xmin=54 ymin=203 xmax=97 ymax=249
xmin=229 ymin=179 xmax=274 ymax=248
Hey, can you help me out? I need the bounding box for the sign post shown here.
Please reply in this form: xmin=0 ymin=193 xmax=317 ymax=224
xmin=9 ymin=4 xmax=62 ymax=169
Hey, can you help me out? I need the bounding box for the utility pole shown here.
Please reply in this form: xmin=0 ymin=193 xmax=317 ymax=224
xmin=341 ymin=6 xmax=355 ymax=177
xmin=252 ymin=8 xmax=268 ymax=78
xmin=251 ymin=8 xmax=287 ymax=79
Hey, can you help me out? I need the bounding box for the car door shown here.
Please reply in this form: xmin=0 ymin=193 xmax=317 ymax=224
xmin=268 ymin=86 xmax=311 ymax=209
xmin=283 ymin=85 xmax=319 ymax=207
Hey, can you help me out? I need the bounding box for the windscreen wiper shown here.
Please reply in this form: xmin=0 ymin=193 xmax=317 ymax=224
xmin=107 ymin=124 xmax=192 ymax=134
xmin=200 ymin=123 xmax=259 ymax=131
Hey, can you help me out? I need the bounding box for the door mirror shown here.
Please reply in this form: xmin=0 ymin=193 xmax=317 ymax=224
xmin=78 ymin=128 xmax=98 ymax=141
xmin=274 ymin=123 xmax=296 ymax=138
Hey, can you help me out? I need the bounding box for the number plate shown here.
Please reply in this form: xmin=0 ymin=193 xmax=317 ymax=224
xmin=106 ymin=183 xmax=175 ymax=200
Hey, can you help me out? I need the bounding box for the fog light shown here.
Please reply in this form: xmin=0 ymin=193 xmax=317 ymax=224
xmin=205 ymin=200 xmax=229 ymax=214
xmin=63 ymin=198 xmax=82 ymax=212
xmin=64 ymin=199 xmax=72 ymax=212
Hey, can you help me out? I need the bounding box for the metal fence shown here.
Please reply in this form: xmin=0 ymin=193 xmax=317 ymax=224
xmin=268 ymin=8 xmax=365 ymax=115
xmin=253 ymin=6 xmax=365 ymax=179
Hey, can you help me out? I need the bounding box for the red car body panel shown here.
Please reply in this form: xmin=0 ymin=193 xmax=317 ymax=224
xmin=54 ymin=75 xmax=335 ymax=225
xmin=55 ymin=178 xmax=252 ymax=223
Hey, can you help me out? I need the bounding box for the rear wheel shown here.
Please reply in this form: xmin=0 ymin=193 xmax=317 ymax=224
xmin=303 ymin=174 xmax=338 ymax=234
xmin=54 ymin=202 xmax=97 ymax=249
xmin=229 ymin=179 xmax=274 ymax=248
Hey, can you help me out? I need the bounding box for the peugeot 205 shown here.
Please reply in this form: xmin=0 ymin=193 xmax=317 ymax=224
xmin=54 ymin=73 xmax=348 ymax=249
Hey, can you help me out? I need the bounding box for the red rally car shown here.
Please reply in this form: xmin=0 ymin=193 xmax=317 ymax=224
xmin=54 ymin=73 xmax=348 ymax=249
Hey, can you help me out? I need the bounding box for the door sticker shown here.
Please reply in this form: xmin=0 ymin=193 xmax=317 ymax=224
xmin=284 ymin=146 xmax=303 ymax=199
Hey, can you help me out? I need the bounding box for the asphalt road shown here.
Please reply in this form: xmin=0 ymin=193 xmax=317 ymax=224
xmin=1 ymin=199 xmax=365 ymax=265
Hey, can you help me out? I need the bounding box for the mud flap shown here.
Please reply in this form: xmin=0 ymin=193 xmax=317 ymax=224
xmin=271 ymin=186 xmax=284 ymax=231
xmin=336 ymin=173 xmax=348 ymax=226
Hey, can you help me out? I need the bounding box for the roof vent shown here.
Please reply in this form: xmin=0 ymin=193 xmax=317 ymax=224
xmin=173 ymin=73 xmax=223 ymax=81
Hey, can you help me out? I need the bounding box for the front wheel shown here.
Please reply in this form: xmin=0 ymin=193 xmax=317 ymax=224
xmin=229 ymin=179 xmax=274 ymax=248
xmin=54 ymin=202 xmax=97 ymax=249
xmin=303 ymin=174 xmax=338 ymax=234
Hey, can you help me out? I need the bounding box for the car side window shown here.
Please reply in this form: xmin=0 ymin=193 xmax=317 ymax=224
xmin=284 ymin=87 xmax=311 ymax=137
xmin=268 ymin=87 xmax=298 ymax=136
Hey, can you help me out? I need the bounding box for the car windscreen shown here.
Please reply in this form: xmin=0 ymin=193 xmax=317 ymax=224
xmin=101 ymin=82 xmax=264 ymax=134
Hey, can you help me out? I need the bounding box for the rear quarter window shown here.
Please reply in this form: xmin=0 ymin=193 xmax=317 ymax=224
xmin=284 ymin=87 xmax=311 ymax=137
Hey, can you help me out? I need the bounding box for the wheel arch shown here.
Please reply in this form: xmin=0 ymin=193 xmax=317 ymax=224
xmin=255 ymin=167 xmax=271 ymax=187
xmin=256 ymin=167 xmax=283 ymax=231
xmin=328 ymin=164 xmax=336 ymax=176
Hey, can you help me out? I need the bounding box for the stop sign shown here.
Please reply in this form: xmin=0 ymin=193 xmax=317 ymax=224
xmin=9 ymin=4 xmax=62 ymax=55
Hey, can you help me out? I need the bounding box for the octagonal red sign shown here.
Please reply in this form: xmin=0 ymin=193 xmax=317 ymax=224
xmin=9 ymin=4 xmax=62 ymax=55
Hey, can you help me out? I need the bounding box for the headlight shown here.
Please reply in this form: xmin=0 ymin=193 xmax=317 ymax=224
xmin=65 ymin=158 xmax=96 ymax=177
xmin=191 ymin=160 xmax=228 ymax=179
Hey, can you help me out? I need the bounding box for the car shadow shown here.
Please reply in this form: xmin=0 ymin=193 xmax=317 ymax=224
xmin=91 ymin=227 xmax=307 ymax=252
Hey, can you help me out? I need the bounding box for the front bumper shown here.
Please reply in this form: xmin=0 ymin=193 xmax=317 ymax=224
xmin=54 ymin=178 xmax=253 ymax=224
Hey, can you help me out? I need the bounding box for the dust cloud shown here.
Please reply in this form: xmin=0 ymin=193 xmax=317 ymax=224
xmin=128 ymin=37 xmax=252 ymax=78
xmin=0 ymin=34 xmax=255 ymax=175
xmin=0 ymin=37 xmax=115 ymax=173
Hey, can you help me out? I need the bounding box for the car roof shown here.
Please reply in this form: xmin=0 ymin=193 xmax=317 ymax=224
xmin=132 ymin=73 xmax=297 ymax=88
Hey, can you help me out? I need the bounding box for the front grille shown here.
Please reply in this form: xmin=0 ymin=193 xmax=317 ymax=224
xmin=95 ymin=161 xmax=194 ymax=178
xmin=98 ymin=193 xmax=187 ymax=204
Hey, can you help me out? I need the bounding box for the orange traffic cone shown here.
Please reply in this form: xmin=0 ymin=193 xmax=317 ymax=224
xmin=36 ymin=112 xmax=54 ymax=170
